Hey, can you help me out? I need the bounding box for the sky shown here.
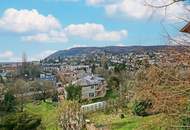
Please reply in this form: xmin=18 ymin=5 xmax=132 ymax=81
xmin=0 ymin=0 xmax=189 ymax=62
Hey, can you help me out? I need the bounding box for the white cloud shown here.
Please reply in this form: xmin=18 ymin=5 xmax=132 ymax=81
xmin=0 ymin=51 xmax=21 ymax=62
xmin=0 ymin=8 xmax=61 ymax=33
xmin=64 ymin=23 xmax=128 ymax=41
xmin=72 ymin=44 xmax=87 ymax=48
xmin=94 ymin=30 xmax=127 ymax=41
xmin=86 ymin=0 xmax=116 ymax=6
xmin=0 ymin=8 xmax=68 ymax=43
xmin=0 ymin=50 xmax=57 ymax=62
xmin=22 ymin=30 xmax=68 ymax=43
xmin=105 ymin=0 xmax=151 ymax=19
xmin=23 ymin=22 xmax=127 ymax=43
xmin=87 ymin=0 xmax=189 ymax=21
xmin=60 ymin=0 xmax=79 ymax=2
xmin=66 ymin=44 xmax=87 ymax=50
xmin=30 ymin=50 xmax=57 ymax=61
xmin=0 ymin=51 xmax=14 ymax=59
xmin=116 ymin=43 xmax=126 ymax=46
xmin=38 ymin=50 xmax=57 ymax=59
xmin=45 ymin=0 xmax=79 ymax=2
xmin=0 ymin=8 xmax=128 ymax=43
xmin=65 ymin=23 xmax=104 ymax=38
xmin=86 ymin=0 xmax=105 ymax=5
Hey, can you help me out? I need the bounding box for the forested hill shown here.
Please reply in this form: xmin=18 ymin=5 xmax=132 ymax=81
xmin=45 ymin=45 xmax=187 ymax=60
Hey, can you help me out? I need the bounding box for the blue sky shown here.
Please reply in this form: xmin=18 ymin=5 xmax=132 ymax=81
xmin=0 ymin=0 xmax=188 ymax=62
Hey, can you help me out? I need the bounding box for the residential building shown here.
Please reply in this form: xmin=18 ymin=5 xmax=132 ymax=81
xmin=39 ymin=73 xmax=57 ymax=86
xmin=58 ymin=65 xmax=92 ymax=84
xmin=72 ymin=75 xmax=107 ymax=100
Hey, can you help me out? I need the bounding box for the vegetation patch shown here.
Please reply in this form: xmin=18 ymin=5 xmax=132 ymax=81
xmin=25 ymin=101 xmax=59 ymax=130
xmin=86 ymin=112 xmax=169 ymax=130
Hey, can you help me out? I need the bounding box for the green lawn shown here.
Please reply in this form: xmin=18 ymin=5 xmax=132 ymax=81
xmin=87 ymin=112 xmax=167 ymax=130
xmin=24 ymin=101 xmax=169 ymax=130
xmin=105 ymin=89 xmax=119 ymax=99
xmin=25 ymin=101 xmax=59 ymax=130
xmin=111 ymin=114 xmax=166 ymax=130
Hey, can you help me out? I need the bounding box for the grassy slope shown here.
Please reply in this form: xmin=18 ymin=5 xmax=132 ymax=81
xmin=24 ymin=100 xmax=167 ymax=130
xmin=112 ymin=115 xmax=165 ymax=130
xmin=87 ymin=112 xmax=166 ymax=130
xmin=25 ymin=101 xmax=59 ymax=130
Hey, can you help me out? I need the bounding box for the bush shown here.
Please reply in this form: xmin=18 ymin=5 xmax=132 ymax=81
xmin=0 ymin=91 xmax=16 ymax=112
xmin=120 ymin=114 xmax=125 ymax=119
xmin=52 ymin=91 xmax=59 ymax=102
xmin=181 ymin=116 xmax=190 ymax=130
xmin=107 ymin=76 xmax=120 ymax=90
xmin=132 ymin=100 xmax=152 ymax=116
xmin=65 ymin=84 xmax=81 ymax=101
xmin=0 ymin=112 xmax=42 ymax=130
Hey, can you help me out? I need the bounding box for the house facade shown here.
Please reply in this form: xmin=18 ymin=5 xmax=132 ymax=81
xmin=39 ymin=73 xmax=57 ymax=86
xmin=72 ymin=75 xmax=107 ymax=100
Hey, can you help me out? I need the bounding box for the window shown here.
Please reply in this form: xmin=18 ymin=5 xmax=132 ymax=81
xmin=91 ymin=86 xmax=94 ymax=89
xmin=89 ymin=93 xmax=95 ymax=97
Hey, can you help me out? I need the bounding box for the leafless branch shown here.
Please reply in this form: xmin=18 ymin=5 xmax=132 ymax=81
xmin=145 ymin=0 xmax=186 ymax=8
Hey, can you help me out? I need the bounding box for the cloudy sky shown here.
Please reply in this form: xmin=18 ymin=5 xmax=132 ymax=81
xmin=0 ymin=0 xmax=189 ymax=62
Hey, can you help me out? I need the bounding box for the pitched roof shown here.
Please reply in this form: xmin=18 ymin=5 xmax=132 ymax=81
xmin=181 ymin=22 xmax=190 ymax=34
xmin=72 ymin=75 xmax=105 ymax=86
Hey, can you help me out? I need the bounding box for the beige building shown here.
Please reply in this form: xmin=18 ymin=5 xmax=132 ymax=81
xmin=72 ymin=75 xmax=107 ymax=100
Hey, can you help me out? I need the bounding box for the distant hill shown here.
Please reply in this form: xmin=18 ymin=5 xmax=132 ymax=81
xmin=44 ymin=45 xmax=185 ymax=60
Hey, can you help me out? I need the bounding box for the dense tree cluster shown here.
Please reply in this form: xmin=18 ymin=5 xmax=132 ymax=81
xmin=65 ymin=84 xmax=81 ymax=101
xmin=0 ymin=112 xmax=42 ymax=130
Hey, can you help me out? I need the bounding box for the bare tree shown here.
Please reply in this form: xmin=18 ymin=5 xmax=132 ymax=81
xmin=58 ymin=100 xmax=84 ymax=130
xmin=145 ymin=0 xmax=186 ymax=8
xmin=13 ymin=79 xmax=29 ymax=112
xmin=0 ymin=83 xmax=4 ymax=96
xmin=30 ymin=80 xmax=55 ymax=102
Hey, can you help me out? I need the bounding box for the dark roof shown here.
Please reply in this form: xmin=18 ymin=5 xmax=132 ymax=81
xmin=72 ymin=75 xmax=105 ymax=86
xmin=181 ymin=22 xmax=190 ymax=34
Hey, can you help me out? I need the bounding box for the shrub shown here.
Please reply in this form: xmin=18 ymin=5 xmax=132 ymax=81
xmin=52 ymin=92 xmax=59 ymax=102
xmin=0 ymin=91 xmax=16 ymax=112
xmin=65 ymin=84 xmax=81 ymax=101
xmin=132 ymin=100 xmax=152 ymax=116
xmin=0 ymin=112 xmax=42 ymax=130
xmin=181 ymin=116 xmax=190 ymax=130
xmin=120 ymin=114 xmax=125 ymax=119
xmin=107 ymin=76 xmax=120 ymax=90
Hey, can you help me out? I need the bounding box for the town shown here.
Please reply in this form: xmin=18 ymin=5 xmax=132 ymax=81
xmin=1 ymin=0 xmax=190 ymax=130
xmin=1 ymin=44 xmax=190 ymax=129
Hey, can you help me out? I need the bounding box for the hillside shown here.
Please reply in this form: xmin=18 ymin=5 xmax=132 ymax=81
xmin=45 ymin=45 xmax=177 ymax=60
